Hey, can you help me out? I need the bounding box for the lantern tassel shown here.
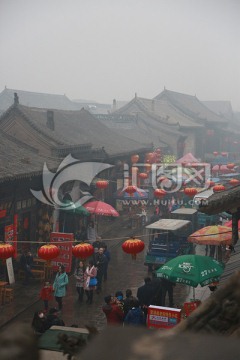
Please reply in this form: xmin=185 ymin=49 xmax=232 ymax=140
xmin=131 ymin=254 xmax=137 ymax=260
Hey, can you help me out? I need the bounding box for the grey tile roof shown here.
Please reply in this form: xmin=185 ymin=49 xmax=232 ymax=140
xmin=16 ymin=105 xmax=152 ymax=157
xmin=154 ymin=89 xmax=227 ymax=124
xmin=0 ymin=88 xmax=80 ymax=112
xmin=0 ymin=130 xmax=58 ymax=182
xmin=137 ymin=97 xmax=203 ymax=128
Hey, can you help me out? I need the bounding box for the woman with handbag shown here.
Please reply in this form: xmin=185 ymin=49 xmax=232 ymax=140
xmin=84 ymin=259 xmax=97 ymax=304
xmin=53 ymin=265 xmax=68 ymax=311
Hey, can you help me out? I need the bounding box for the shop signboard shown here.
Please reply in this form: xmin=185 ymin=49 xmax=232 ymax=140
xmin=5 ymin=222 xmax=17 ymax=258
xmin=147 ymin=305 xmax=181 ymax=329
xmin=50 ymin=232 xmax=74 ymax=273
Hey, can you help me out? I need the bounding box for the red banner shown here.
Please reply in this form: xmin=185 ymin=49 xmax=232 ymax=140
xmin=147 ymin=305 xmax=182 ymax=329
xmin=50 ymin=232 xmax=74 ymax=273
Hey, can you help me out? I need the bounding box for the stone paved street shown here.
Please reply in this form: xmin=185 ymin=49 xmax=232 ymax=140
xmin=0 ymin=216 xmax=193 ymax=332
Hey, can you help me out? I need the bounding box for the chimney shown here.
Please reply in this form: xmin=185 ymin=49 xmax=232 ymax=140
xmin=112 ymin=99 xmax=117 ymax=112
xmin=14 ymin=92 xmax=19 ymax=105
xmin=46 ymin=110 xmax=54 ymax=130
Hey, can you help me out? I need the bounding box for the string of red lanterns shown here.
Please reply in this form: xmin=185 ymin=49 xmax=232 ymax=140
xmin=38 ymin=244 xmax=60 ymax=262
xmin=154 ymin=189 xmax=166 ymax=198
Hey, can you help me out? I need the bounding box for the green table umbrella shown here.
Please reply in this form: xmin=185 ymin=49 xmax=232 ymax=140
xmin=155 ymin=254 xmax=224 ymax=300
xmin=62 ymin=200 xmax=90 ymax=216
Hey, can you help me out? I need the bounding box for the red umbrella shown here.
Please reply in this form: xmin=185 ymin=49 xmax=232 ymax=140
xmin=83 ymin=201 xmax=119 ymax=217
xmin=224 ymin=220 xmax=240 ymax=230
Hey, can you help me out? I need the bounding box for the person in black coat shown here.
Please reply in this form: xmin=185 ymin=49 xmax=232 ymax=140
xmin=94 ymin=247 xmax=107 ymax=293
xmin=20 ymin=250 xmax=34 ymax=285
xmin=137 ymin=277 xmax=156 ymax=316
xmin=161 ymin=278 xmax=175 ymax=307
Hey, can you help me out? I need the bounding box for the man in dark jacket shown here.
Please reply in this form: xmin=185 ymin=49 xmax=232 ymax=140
xmin=95 ymin=247 xmax=107 ymax=293
xmin=20 ymin=250 xmax=34 ymax=285
xmin=137 ymin=277 xmax=155 ymax=307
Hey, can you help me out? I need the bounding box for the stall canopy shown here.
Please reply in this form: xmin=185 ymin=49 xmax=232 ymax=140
xmin=176 ymin=153 xmax=199 ymax=164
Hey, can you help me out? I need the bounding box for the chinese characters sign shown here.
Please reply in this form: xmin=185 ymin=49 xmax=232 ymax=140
xmin=50 ymin=232 xmax=73 ymax=273
xmin=147 ymin=305 xmax=181 ymax=329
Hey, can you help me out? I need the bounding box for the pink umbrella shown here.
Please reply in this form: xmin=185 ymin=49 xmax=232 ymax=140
xmin=83 ymin=201 xmax=119 ymax=217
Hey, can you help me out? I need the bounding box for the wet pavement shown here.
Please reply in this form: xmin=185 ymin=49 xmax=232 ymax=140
xmin=0 ymin=216 xmax=210 ymax=332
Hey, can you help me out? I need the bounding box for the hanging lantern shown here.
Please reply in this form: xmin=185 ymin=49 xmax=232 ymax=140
xmin=154 ymin=189 xmax=166 ymax=198
xmin=139 ymin=172 xmax=148 ymax=180
xmin=72 ymin=243 xmax=94 ymax=259
xmin=184 ymin=188 xmax=198 ymax=197
xmin=206 ymin=180 xmax=215 ymax=187
xmin=229 ymin=179 xmax=240 ymax=186
xmin=0 ymin=243 xmax=15 ymax=260
xmin=227 ymin=163 xmax=235 ymax=170
xmin=38 ymin=244 xmax=60 ymax=261
xmin=125 ymin=185 xmax=137 ymax=197
xmin=213 ymin=185 xmax=225 ymax=192
xmin=155 ymin=148 xmax=161 ymax=154
xmin=96 ymin=180 xmax=109 ymax=190
xmin=131 ymin=154 xmax=139 ymax=163
xmin=122 ymin=237 xmax=145 ymax=260
xmin=221 ymin=152 xmax=228 ymax=157
xmin=213 ymin=151 xmax=218 ymax=156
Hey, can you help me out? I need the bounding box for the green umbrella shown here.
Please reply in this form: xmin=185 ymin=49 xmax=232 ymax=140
xmin=62 ymin=200 xmax=90 ymax=216
xmin=155 ymin=254 xmax=224 ymax=299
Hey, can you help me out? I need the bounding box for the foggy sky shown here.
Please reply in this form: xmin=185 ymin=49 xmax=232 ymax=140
xmin=0 ymin=0 xmax=239 ymax=110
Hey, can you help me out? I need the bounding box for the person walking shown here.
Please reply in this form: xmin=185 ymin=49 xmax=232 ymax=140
xmin=84 ymin=260 xmax=97 ymax=305
xmin=20 ymin=250 xmax=34 ymax=285
xmin=74 ymin=260 xmax=86 ymax=302
xmin=95 ymin=247 xmax=107 ymax=293
xmin=103 ymin=244 xmax=110 ymax=281
xmin=39 ymin=281 xmax=53 ymax=312
xmin=53 ymin=265 xmax=68 ymax=311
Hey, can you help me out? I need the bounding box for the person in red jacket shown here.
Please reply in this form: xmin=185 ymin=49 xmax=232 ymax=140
xmin=40 ymin=281 xmax=53 ymax=311
xmin=102 ymin=295 xmax=124 ymax=326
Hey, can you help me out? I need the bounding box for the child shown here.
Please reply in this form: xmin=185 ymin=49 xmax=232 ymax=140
xmin=40 ymin=281 xmax=53 ymax=311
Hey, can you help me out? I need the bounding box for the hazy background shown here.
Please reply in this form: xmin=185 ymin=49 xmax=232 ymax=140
xmin=0 ymin=0 xmax=239 ymax=110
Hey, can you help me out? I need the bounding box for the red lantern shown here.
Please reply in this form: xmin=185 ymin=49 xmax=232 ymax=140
xmin=0 ymin=243 xmax=15 ymax=260
xmin=125 ymin=185 xmax=137 ymax=196
xmin=206 ymin=180 xmax=215 ymax=187
xmin=184 ymin=188 xmax=198 ymax=197
xmin=227 ymin=163 xmax=235 ymax=170
xmin=72 ymin=243 xmax=94 ymax=259
xmin=221 ymin=152 xmax=228 ymax=157
xmin=154 ymin=189 xmax=166 ymax=198
xmin=38 ymin=244 xmax=60 ymax=261
xmin=122 ymin=237 xmax=145 ymax=260
xmin=229 ymin=179 xmax=240 ymax=185
xmin=139 ymin=172 xmax=148 ymax=180
xmin=213 ymin=185 xmax=225 ymax=192
xmin=96 ymin=180 xmax=109 ymax=190
xmin=213 ymin=151 xmax=218 ymax=156
xmin=131 ymin=154 xmax=139 ymax=163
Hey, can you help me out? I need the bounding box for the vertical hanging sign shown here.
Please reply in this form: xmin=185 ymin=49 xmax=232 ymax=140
xmin=50 ymin=232 xmax=74 ymax=273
